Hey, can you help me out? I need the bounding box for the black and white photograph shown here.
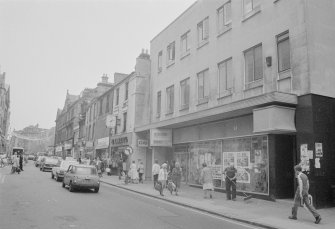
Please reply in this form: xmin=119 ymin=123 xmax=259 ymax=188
xmin=1 ymin=0 xmax=335 ymax=228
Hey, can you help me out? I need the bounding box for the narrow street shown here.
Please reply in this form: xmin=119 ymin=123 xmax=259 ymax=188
xmin=0 ymin=161 xmax=261 ymax=229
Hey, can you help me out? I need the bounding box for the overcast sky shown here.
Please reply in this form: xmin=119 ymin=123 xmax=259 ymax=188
xmin=0 ymin=0 xmax=196 ymax=131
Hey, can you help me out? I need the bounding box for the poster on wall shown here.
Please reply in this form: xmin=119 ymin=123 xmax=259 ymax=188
xmin=315 ymin=143 xmax=323 ymax=158
xmin=211 ymin=165 xmax=222 ymax=180
xmin=222 ymin=151 xmax=251 ymax=183
xmin=300 ymin=144 xmax=310 ymax=172
xmin=300 ymin=144 xmax=308 ymax=157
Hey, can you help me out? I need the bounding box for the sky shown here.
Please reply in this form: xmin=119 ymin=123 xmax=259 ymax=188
xmin=0 ymin=0 xmax=196 ymax=131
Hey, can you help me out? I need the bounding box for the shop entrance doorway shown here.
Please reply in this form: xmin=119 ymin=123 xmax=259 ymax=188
xmin=174 ymin=152 xmax=189 ymax=183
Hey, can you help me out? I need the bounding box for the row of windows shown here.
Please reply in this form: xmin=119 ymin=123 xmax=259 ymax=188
xmin=156 ymin=0 xmax=278 ymax=73
xmin=156 ymin=31 xmax=291 ymax=116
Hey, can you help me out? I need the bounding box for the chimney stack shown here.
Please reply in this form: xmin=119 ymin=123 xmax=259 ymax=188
xmin=101 ymin=73 xmax=108 ymax=84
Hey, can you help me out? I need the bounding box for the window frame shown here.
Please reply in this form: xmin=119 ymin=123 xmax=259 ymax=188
xmin=197 ymin=17 xmax=209 ymax=46
xmin=123 ymin=112 xmax=127 ymax=133
xmin=180 ymin=31 xmax=190 ymax=57
xmin=166 ymin=42 xmax=176 ymax=66
xmin=197 ymin=69 xmax=209 ymax=101
xmin=277 ymin=31 xmax=291 ymax=73
xmin=158 ymin=51 xmax=163 ymax=72
xmin=166 ymin=85 xmax=174 ymax=114
xmin=115 ymin=88 xmax=119 ymax=106
xmin=157 ymin=91 xmax=161 ymax=117
xmin=217 ymin=1 xmax=232 ymax=34
xmin=125 ymin=82 xmax=129 ymax=101
xmin=180 ymin=78 xmax=190 ymax=110
xmin=218 ymin=58 xmax=233 ymax=97
xmin=244 ymin=44 xmax=263 ymax=85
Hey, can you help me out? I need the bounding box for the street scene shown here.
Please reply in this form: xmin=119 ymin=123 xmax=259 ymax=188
xmin=1 ymin=0 xmax=335 ymax=228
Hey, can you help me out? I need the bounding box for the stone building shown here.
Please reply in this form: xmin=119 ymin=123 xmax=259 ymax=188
xmin=135 ymin=0 xmax=335 ymax=207
xmin=54 ymin=76 xmax=112 ymax=158
xmin=0 ymin=71 xmax=10 ymax=154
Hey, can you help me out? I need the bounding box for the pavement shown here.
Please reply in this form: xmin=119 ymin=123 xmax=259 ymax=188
xmin=100 ymin=174 xmax=335 ymax=229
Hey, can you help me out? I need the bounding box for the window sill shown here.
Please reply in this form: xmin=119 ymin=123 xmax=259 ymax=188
xmin=179 ymin=105 xmax=189 ymax=111
xmin=165 ymin=111 xmax=174 ymax=116
xmin=278 ymin=69 xmax=292 ymax=80
xmin=180 ymin=51 xmax=190 ymax=60
xmin=196 ymin=97 xmax=209 ymax=106
xmin=242 ymin=5 xmax=261 ymax=22
xmin=217 ymin=24 xmax=232 ymax=38
xmin=217 ymin=89 xmax=233 ymax=100
xmin=166 ymin=61 xmax=175 ymax=69
xmin=244 ymin=79 xmax=263 ymax=90
xmin=197 ymin=40 xmax=209 ymax=50
xmin=158 ymin=68 xmax=162 ymax=74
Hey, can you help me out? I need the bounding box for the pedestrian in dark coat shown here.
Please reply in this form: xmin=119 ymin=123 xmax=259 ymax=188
xmin=171 ymin=162 xmax=182 ymax=195
xmin=19 ymin=154 xmax=24 ymax=171
xmin=224 ymin=162 xmax=237 ymax=201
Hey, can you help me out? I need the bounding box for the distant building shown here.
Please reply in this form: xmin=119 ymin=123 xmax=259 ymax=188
xmin=54 ymin=76 xmax=112 ymax=158
xmin=135 ymin=0 xmax=335 ymax=207
xmin=0 ymin=71 xmax=10 ymax=154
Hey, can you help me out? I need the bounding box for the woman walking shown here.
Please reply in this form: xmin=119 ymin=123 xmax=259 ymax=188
xmin=200 ymin=163 xmax=213 ymax=199
xmin=138 ymin=161 xmax=144 ymax=183
xmin=158 ymin=163 xmax=168 ymax=196
xmin=171 ymin=162 xmax=182 ymax=195
xmin=129 ymin=160 xmax=138 ymax=183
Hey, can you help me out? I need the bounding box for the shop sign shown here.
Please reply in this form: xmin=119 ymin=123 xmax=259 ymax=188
xmin=56 ymin=146 xmax=63 ymax=152
xmin=64 ymin=143 xmax=72 ymax=150
xmin=86 ymin=141 xmax=93 ymax=147
xmin=110 ymin=133 xmax=132 ymax=147
xmin=96 ymin=137 xmax=109 ymax=149
xmin=137 ymin=139 xmax=148 ymax=147
xmin=150 ymin=129 xmax=172 ymax=147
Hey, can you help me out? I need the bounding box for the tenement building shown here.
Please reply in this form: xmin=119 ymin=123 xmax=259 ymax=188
xmin=135 ymin=0 xmax=335 ymax=207
xmin=0 ymin=71 xmax=10 ymax=154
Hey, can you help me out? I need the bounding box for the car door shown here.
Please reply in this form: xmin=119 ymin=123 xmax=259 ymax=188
xmin=64 ymin=165 xmax=73 ymax=185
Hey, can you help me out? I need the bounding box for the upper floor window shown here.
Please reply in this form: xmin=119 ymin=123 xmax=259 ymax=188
xmin=218 ymin=58 xmax=233 ymax=96
xmin=99 ymin=100 xmax=103 ymax=116
xmin=277 ymin=32 xmax=290 ymax=72
xmin=123 ymin=112 xmax=127 ymax=133
xmin=125 ymin=82 xmax=129 ymax=101
xmin=157 ymin=91 xmax=161 ymax=117
xmin=166 ymin=85 xmax=174 ymax=114
xmin=197 ymin=69 xmax=209 ymax=101
xmin=243 ymin=0 xmax=261 ymax=15
xmin=217 ymin=1 xmax=232 ymax=33
xmin=158 ymin=51 xmax=163 ymax=72
xmin=166 ymin=42 xmax=175 ymax=66
xmin=115 ymin=88 xmax=119 ymax=106
xmin=106 ymin=94 xmax=110 ymax=113
xmin=180 ymin=78 xmax=190 ymax=109
xmin=244 ymin=44 xmax=263 ymax=84
xmin=197 ymin=17 xmax=209 ymax=46
xmin=180 ymin=31 xmax=190 ymax=57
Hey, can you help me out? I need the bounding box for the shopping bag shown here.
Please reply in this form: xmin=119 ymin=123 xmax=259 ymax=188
xmin=155 ymin=182 xmax=162 ymax=191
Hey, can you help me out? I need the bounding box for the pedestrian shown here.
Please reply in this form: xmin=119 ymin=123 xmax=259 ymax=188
xmin=129 ymin=160 xmax=138 ymax=183
xmin=200 ymin=163 xmax=213 ymax=199
xmin=152 ymin=159 xmax=160 ymax=188
xmin=19 ymin=154 xmax=23 ymax=171
xmin=138 ymin=161 xmax=144 ymax=183
xmin=96 ymin=158 xmax=102 ymax=177
xmin=224 ymin=162 xmax=237 ymax=201
xmin=289 ymin=165 xmax=321 ymax=224
xmin=118 ymin=157 xmax=123 ymax=180
xmin=170 ymin=162 xmax=182 ymax=195
xmin=158 ymin=163 xmax=168 ymax=196
xmin=12 ymin=155 xmax=20 ymax=174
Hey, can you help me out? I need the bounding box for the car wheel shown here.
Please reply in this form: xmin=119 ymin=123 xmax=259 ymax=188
xmin=51 ymin=173 xmax=54 ymax=179
xmin=40 ymin=167 xmax=42 ymax=171
xmin=62 ymin=181 xmax=65 ymax=188
xmin=69 ymin=182 xmax=74 ymax=192
xmin=94 ymin=187 xmax=99 ymax=193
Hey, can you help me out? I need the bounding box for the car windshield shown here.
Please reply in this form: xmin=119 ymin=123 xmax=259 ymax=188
xmin=74 ymin=167 xmax=97 ymax=175
xmin=45 ymin=159 xmax=58 ymax=164
xmin=61 ymin=161 xmax=78 ymax=170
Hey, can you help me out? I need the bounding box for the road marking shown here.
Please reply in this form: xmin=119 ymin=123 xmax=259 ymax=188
xmin=102 ymin=184 xmax=263 ymax=229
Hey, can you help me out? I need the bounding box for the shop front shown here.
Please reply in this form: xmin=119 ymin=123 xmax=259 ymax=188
xmin=95 ymin=137 xmax=109 ymax=160
xmin=55 ymin=145 xmax=63 ymax=157
xmin=110 ymin=133 xmax=133 ymax=174
xmin=84 ymin=141 xmax=94 ymax=160
xmin=172 ymin=108 xmax=296 ymax=200
xmin=64 ymin=142 xmax=72 ymax=158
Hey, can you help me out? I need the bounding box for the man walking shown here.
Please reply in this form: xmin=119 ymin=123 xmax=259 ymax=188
xmin=224 ymin=162 xmax=237 ymax=201
xmin=289 ymin=165 xmax=321 ymax=224
xmin=152 ymin=159 xmax=160 ymax=188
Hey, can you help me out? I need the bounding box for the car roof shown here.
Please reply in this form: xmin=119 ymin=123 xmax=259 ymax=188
xmin=71 ymin=164 xmax=96 ymax=168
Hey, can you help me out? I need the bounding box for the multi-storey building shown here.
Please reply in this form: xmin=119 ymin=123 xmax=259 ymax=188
xmin=135 ymin=0 xmax=335 ymax=207
xmin=0 ymin=71 xmax=10 ymax=154
xmin=55 ymin=76 xmax=112 ymax=158
xmin=85 ymin=50 xmax=151 ymax=177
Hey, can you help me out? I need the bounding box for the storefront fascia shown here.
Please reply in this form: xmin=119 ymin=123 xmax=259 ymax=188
xmin=110 ymin=133 xmax=133 ymax=161
xmin=150 ymin=129 xmax=173 ymax=166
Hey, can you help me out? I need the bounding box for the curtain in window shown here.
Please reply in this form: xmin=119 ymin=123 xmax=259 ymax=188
xmin=245 ymin=50 xmax=254 ymax=83
xmin=254 ymin=45 xmax=263 ymax=80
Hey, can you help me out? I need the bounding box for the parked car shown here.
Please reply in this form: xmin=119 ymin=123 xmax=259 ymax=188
xmin=40 ymin=158 xmax=59 ymax=172
xmin=52 ymin=160 xmax=79 ymax=181
xmin=35 ymin=156 xmax=45 ymax=167
xmin=62 ymin=165 xmax=100 ymax=193
xmin=27 ymin=155 xmax=35 ymax=160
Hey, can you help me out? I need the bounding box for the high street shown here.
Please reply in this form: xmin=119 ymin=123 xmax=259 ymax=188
xmin=0 ymin=162 xmax=262 ymax=229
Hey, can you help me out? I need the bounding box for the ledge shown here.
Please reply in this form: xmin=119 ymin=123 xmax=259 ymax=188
xmin=244 ymin=79 xmax=263 ymax=91
xmin=197 ymin=40 xmax=209 ymax=50
xmin=180 ymin=51 xmax=190 ymax=60
xmin=217 ymin=24 xmax=232 ymax=38
xmin=166 ymin=61 xmax=175 ymax=69
xmin=242 ymin=5 xmax=261 ymax=23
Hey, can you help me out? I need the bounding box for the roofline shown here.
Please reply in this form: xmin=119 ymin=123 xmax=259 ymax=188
xmin=150 ymin=0 xmax=198 ymax=43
